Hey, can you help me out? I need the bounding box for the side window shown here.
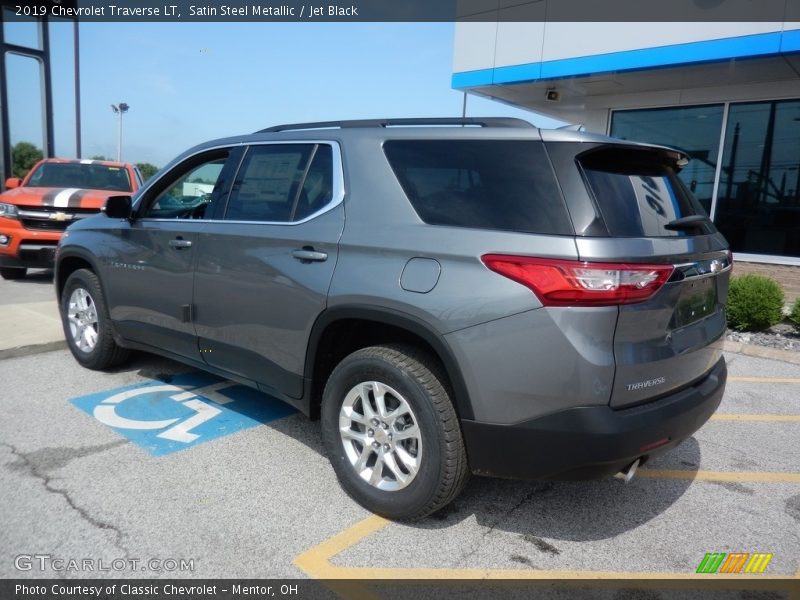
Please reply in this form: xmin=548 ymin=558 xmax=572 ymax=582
xmin=225 ymin=144 xmax=314 ymax=223
xmin=142 ymin=151 xmax=231 ymax=219
xmin=384 ymin=140 xmax=573 ymax=235
xmin=294 ymin=145 xmax=334 ymax=221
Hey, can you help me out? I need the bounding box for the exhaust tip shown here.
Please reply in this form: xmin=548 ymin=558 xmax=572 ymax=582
xmin=614 ymin=458 xmax=640 ymax=484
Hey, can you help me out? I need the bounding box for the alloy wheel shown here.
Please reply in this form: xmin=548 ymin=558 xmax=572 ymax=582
xmin=67 ymin=287 xmax=99 ymax=353
xmin=339 ymin=381 xmax=422 ymax=491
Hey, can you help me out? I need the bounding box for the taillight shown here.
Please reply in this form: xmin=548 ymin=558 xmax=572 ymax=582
xmin=481 ymin=255 xmax=674 ymax=307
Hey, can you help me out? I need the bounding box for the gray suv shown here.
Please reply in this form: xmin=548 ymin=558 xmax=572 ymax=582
xmin=55 ymin=118 xmax=730 ymax=519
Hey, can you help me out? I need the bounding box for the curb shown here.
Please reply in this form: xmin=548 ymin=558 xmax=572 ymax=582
xmin=0 ymin=340 xmax=67 ymax=361
xmin=722 ymin=340 xmax=800 ymax=366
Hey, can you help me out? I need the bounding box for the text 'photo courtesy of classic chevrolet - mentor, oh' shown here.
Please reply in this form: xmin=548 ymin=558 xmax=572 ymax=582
xmin=53 ymin=117 xmax=731 ymax=520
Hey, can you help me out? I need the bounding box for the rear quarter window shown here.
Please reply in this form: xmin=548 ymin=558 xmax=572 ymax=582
xmin=383 ymin=140 xmax=573 ymax=235
xmin=579 ymin=148 xmax=712 ymax=237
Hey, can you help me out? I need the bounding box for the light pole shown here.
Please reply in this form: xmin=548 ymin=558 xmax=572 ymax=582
xmin=74 ymin=21 xmax=81 ymax=158
xmin=111 ymin=102 xmax=129 ymax=161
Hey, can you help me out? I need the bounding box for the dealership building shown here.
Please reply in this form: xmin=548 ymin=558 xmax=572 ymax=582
xmin=453 ymin=16 xmax=800 ymax=296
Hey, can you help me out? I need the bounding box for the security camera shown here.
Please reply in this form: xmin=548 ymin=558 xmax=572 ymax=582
xmin=545 ymin=88 xmax=560 ymax=102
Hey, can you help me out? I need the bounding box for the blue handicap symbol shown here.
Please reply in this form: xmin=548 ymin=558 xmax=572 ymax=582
xmin=70 ymin=372 xmax=296 ymax=456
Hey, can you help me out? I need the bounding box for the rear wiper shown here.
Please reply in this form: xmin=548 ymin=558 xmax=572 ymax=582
xmin=664 ymin=215 xmax=712 ymax=231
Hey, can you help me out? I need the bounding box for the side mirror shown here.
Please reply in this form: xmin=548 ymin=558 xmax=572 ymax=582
xmin=103 ymin=195 xmax=133 ymax=219
xmin=4 ymin=177 xmax=21 ymax=190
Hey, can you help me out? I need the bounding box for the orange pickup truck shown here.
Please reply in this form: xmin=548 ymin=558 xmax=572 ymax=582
xmin=0 ymin=158 xmax=142 ymax=279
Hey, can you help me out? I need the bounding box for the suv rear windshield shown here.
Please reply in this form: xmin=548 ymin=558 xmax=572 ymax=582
xmin=384 ymin=140 xmax=573 ymax=235
xmin=579 ymin=147 xmax=711 ymax=237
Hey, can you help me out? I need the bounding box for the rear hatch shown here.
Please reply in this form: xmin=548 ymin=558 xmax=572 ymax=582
xmin=557 ymin=143 xmax=731 ymax=409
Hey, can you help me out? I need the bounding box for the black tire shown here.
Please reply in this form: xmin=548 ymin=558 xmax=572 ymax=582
xmin=0 ymin=267 xmax=26 ymax=280
xmin=321 ymin=344 xmax=469 ymax=520
xmin=61 ymin=268 xmax=129 ymax=370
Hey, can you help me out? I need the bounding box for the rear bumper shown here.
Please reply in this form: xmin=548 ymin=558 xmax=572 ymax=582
xmin=461 ymin=356 xmax=726 ymax=480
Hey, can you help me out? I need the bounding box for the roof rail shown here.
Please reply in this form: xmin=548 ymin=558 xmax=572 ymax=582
xmin=256 ymin=117 xmax=534 ymax=133
xmin=558 ymin=123 xmax=586 ymax=132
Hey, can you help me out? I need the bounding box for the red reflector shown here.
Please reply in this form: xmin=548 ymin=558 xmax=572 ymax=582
xmin=481 ymin=255 xmax=674 ymax=307
xmin=640 ymin=437 xmax=671 ymax=452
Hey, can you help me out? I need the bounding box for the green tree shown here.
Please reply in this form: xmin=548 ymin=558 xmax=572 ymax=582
xmin=90 ymin=155 xmax=111 ymax=161
xmin=136 ymin=162 xmax=159 ymax=181
xmin=11 ymin=142 xmax=43 ymax=179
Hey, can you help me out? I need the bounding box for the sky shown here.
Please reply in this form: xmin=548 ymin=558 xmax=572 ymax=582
xmin=5 ymin=21 xmax=563 ymax=168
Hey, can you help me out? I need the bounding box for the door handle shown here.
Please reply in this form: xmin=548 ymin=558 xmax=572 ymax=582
xmin=292 ymin=248 xmax=328 ymax=262
xmin=169 ymin=238 xmax=193 ymax=249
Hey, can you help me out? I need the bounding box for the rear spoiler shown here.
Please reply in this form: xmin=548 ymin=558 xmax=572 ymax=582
xmin=540 ymin=130 xmax=690 ymax=171
xmin=573 ymin=143 xmax=690 ymax=172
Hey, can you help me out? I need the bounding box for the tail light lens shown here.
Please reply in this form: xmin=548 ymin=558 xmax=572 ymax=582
xmin=482 ymin=255 xmax=674 ymax=307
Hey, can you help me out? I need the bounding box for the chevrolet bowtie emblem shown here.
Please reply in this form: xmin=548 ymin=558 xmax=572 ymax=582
xmin=51 ymin=212 xmax=69 ymax=221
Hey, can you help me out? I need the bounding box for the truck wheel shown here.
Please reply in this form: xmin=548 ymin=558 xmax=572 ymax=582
xmin=0 ymin=267 xmax=26 ymax=280
xmin=321 ymin=344 xmax=469 ymax=520
xmin=61 ymin=269 xmax=129 ymax=370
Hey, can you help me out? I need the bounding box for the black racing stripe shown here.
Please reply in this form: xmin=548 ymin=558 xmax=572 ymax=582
xmin=41 ymin=189 xmax=61 ymax=207
xmin=68 ymin=189 xmax=90 ymax=208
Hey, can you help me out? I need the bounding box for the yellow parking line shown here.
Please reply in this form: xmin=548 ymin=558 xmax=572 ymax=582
xmin=639 ymin=469 xmax=800 ymax=483
xmin=792 ymin=566 xmax=800 ymax=600
xmin=729 ymin=376 xmax=800 ymax=384
xmin=302 ymin=563 xmax=793 ymax=581
xmin=294 ymin=516 xmax=794 ymax=589
xmin=711 ymin=414 xmax=800 ymax=422
xmin=294 ymin=515 xmax=388 ymax=579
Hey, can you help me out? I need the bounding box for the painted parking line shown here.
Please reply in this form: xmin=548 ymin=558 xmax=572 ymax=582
xmin=711 ymin=414 xmax=800 ymax=422
xmin=294 ymin=516 xmax=798 ymax=590
xmin=70 ymin=372 xmax=295 ymax=456
xmin=639 ymin=469 xmax=800 ymax=483
xmin=728 ymin=377 xmax=800 ymax=384
xmin=291 ymin=373 xmax=800 ymax=590
xmin=294 ymin=516 xmax=389 ymax=579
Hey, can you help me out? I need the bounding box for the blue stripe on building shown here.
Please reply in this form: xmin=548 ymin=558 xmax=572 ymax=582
xmin=452 ymin=30 xmax=799 ymax=89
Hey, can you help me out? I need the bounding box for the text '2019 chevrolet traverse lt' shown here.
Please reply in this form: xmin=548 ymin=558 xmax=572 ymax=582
xmin=55 ymin=118 xmax=730 ymax=519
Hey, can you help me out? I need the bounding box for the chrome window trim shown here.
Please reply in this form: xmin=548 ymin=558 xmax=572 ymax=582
xmin=133 ymin=142 xmax=240 ymax=204
xmin=136 ymin=140 xmax=345 ymax=226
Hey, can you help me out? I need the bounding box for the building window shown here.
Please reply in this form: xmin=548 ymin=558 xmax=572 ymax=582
xmin=610 ymin=104 xmax=724 ymax=215
xmin=714 ymin=100 xmax=800 ymax=259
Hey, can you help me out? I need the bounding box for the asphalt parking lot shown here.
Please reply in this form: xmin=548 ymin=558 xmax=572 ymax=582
xmin=1 ymin=277 xmax=799 ymax=597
